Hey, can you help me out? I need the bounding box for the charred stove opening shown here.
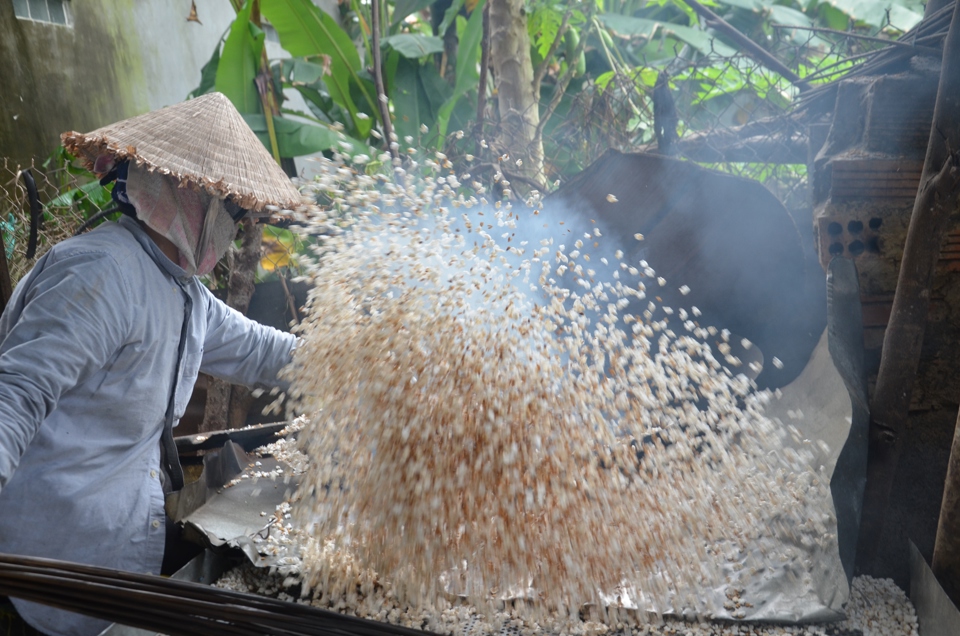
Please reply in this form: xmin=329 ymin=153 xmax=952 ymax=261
xmin=829 ymin=242 xmax=844 ymax=256
xmin=868 ymin=217 xmax=883 ymax=230
xmin=848 ymin=220 xmax=864 ymax=234
xmin=866 ymin=237 xmax=881 ymax=254
xmin=848 ymin=240 xmax=865 ymax=256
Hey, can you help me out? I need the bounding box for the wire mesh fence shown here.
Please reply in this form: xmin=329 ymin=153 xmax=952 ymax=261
xmin=0 ymin=157 xmax=112 ymax=286
xmin=0 ymin=156 xmax=303 ymax=291
xmin=461 ymin=13 xmax=928 ymax=216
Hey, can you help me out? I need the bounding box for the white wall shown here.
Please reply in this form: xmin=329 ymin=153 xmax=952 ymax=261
xmin=131 ymin=0 xmax=238 ymax=110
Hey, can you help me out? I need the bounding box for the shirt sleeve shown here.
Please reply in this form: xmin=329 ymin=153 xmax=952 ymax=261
xmin=197 ymin=285 xmax=298 ymax=389
xmin=0 ymin=249 xmax=132 ymax=491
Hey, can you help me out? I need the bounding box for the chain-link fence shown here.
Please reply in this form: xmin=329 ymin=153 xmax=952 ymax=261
xmin=0 ymin=156 xmax=303 ymax=292
xmin=0 ymin=157 xmax=111 ymax=286
xmin=460 ymin=14 xmax=928 ymax=219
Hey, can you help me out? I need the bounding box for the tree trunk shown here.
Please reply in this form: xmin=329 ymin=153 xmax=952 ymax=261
xmin=200 ymin=218 xmax=262 ymax=433
xmin=489 ymin=0 xmax=544 ymax=189
xmin=856 ymin=0 xmax=960 ymax=571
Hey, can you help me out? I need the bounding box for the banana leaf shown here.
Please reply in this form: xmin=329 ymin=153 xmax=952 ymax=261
xmin=435 ymin=0 xmax=485 ymax=146
xmin=261 ymin=0 xmax=376 ymax=137
xmin=215 ymin=3 xmax=265 ymax=114
xmin=242 ymin=114 xmax=369 ymax=158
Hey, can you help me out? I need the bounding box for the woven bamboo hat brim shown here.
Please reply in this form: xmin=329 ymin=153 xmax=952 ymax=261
xmin=61 ymin=92 xmax=303 ymax=213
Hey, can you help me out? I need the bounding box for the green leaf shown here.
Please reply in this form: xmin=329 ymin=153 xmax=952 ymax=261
xmin=817 ymin=4 xmax=851 ymax=30
xmin=438 ymin=0 xmax=466 ymax=36
xmin=827 ymin=0 xmax=921 ymax=29
xmin=594 ymin=67 xmax=658 ymax=93
xmin=188 ymin=39 xmax=222 ymax=99
xmin=261 ymin=0 xmax=377 ymax=133
xmin=887 ymin=3 xmax=924 ymax=30
xmin=215 ymin=3 xmax=265 ymax=114
xmin=392 ymin=58 xmax=451 ymax=145
xmin=242 ymin=114 xmax=368 ymax=157
xmin=46 ymin=180 xmax=112 ymax=210
xmin=716 ymin=0 xmax=762 ymax=10
xmin=282 ymin=56 xmax=330 ymax=84
xmin=382 ymin=33 xmax=445 ymax=58
xmin=435 ymin=0 xmax=485 ymax=145
xmin=767 ymin=5 xmax=813 ymax=28
xmin=528 ymin=6 xmax=563 ymax=59
xmin=392 ymin=0 xmax=434 ymax=26
xmin=594 ymin=70 xmax=616 ymax=91
xmin=598 ymin=13 xmax=737 ymax=56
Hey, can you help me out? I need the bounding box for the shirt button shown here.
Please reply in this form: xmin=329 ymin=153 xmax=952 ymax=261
xmin=151 ymin=520 xmax=161 ymax=529
xmin=150 ymin=470 xmax=158 ymax=479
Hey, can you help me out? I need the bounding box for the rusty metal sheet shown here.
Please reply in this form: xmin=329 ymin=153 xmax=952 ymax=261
xmin=910 ymin=541 xmax=960 ymax=636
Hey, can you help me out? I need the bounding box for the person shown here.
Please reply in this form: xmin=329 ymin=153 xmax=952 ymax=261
xmin=0 ymin=93 xmax=302 ymax=636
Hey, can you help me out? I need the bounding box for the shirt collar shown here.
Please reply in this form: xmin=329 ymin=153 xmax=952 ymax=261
xmin=117 ymin=216 xmax=192 ymax=283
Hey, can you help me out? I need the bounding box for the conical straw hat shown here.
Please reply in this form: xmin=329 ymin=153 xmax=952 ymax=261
xmin=61 ymin=92 xmax=303 ymax=212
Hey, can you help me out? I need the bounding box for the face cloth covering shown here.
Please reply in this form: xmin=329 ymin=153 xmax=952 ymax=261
xmin=125 ymin=163 xmax=238 ymax=277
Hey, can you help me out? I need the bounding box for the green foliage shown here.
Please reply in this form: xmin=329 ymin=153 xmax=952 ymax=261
xmin=529 ymin=5 xmax=564 ymax=59
xmin=382 ymin=33 xmax=445 ymax=57
xmin=189 ymin=0 xmax=917 ymax=191
xmin=45 ymin=179 xmax=113 ymax=212
xmin=392 ymin=56 xmax=452 ymax=145
xmin=598 ymin=13 xmax=738 ymax=56
xmin=215 ymin=1 xmax=265 ymax=114
xmin=189 ymin=38 xmax=223 ymax=99
xmin=391 ymin=0 xmax=434 ymax=26
xmin=434 ymin=5 xmax=486 ymax=145
xmin=261 ymin=0 xmax=378 ymax=137
xmin=438 ymin=0 xmax=467 ymax=35
xmin=41 ymin=147 xmax=114 ymax=223
xmin=243 ymin=114 xmax=367 ymax=156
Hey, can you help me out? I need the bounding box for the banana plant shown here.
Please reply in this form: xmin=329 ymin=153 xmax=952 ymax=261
xmin=190 ymin=0 xmax=371 ymax=159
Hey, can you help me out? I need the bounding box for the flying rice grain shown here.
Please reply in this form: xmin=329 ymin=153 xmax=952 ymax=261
xmin=277 ymin=150 xmax=839 ymax=627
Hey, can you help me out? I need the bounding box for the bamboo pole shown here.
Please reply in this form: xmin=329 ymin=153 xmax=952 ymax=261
xmin=856 ymin=0 xmax=960 ymax=570
xmin=474 ymin=2 xmax=491 ymax=148
xmin=371 ymin=0 xmax=398 ymax=161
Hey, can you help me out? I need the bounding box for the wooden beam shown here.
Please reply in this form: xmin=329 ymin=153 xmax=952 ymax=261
xmin=856 ymin=0 xmax=960 ymax=572
xmin=934 ymin=411 xmax=960 ymax=605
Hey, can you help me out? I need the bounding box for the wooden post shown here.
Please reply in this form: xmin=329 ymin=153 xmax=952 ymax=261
xmin=200 ymin=218 xmax=263 ymax=433
xmin=934 ymin=412 xmax=960 ymax=605
xmin=856 ymin=0 xmax=960 ymax=569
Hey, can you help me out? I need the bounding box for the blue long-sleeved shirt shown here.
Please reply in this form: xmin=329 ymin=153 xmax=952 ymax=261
xmin=0 ymin=216 xmax=297 ymax=636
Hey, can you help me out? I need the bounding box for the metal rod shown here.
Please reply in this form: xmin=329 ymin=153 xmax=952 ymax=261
xmin=0 ymin=553 xmax=438 ymax=636
xmin=770 ymin=23 xmax=942 ymax=54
